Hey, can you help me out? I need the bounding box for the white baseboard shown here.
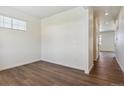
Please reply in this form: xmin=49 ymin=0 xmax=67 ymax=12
xmin=0 ymin=59 xmax=41 ymax=71
xmin=100 ymin=50 xmax=115 ymax=52
xmin=85 ymin=63 xmax=94 ymax=74
xmin=115 ymin=57 xmax=124 ymax=73
xmin=40 ymin=58 xmax=84 ymax=72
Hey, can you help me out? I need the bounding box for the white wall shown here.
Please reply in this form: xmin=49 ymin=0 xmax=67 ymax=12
xmin=41 ymin=7 xmax=90 ymax=73
xmin=115 ymin=7 xmax=124 ymax=72
xmin=0 ymin=7 xmax=93 ymax=73
xmin=100 ymin=21 xmax=115 ymax=32
xmin=99 ymin=31 xmax=115 ymax=51
xmin=0 ymin=7 xmax=41 ymax=70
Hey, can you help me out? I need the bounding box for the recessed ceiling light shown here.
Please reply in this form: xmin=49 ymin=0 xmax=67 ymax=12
xmin=105 ymin=12 xmax=109 ymax=15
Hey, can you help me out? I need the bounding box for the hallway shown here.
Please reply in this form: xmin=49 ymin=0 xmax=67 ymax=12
xmin=90 ymin=52 xmax=124 ymax=85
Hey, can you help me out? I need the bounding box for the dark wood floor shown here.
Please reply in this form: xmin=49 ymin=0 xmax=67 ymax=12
xmin=0 ymin=52 xmax=123 ymax=86
xmin=90 ymin=52 xmax=124 ymax=85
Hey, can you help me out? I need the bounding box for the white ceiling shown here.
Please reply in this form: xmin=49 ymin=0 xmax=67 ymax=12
xmin=4 ymin=6 xmax=121 ymax=32
xmin=94 ymin=6 xmax=121 ymax=32
xmin=9 ymin=6 xmax=76 ymax=19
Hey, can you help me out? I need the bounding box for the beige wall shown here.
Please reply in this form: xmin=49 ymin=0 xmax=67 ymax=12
xmin=95 ymin=19 xmax=100 ymax=60
xmin=93 ymin=15 xmax=96 ymax=61
xmin=0 ymin=7 xmax=41 ymax=70
xmin=88 ymin=8 xmax=94 ymax=72
xmin=93 ymin=12 xmax=99 ymax=61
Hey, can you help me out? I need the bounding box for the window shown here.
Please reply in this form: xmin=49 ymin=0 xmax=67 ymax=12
xmin=13 ymin=19 xmax=26 ymax=31
xmin=0 ymin=15 xmax=4 ymax=27
xmin=3 ymin=16 xmax=12 ymax=28
xmin=0 ymin=15 xmax=26 ymax=31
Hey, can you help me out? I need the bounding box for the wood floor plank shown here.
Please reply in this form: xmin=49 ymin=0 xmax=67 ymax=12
xmin=90 ymin=52 xmax=124 ymax=85
xmin=0 ymin=52 xmax=123 ymax=85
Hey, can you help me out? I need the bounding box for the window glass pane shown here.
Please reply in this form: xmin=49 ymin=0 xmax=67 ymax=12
xmin=0 ymin=16 xmax=4 ymax=27
xmin=4 ymin=23 xmax=11 ymax=28
xmin=13 ymin=18 xmax=26 ymax=30
xmin=4 ymin=16 xmax=11 ymax=23
xmin=3 ymin=16 xmax=11 ymax=28
xmin=13 ymin=25 xmax=20 ymax=30
xmin=13 ymin=19 xmax=20 ymax=25
xmin=19 ymin=25 xmax=25 ymax=30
